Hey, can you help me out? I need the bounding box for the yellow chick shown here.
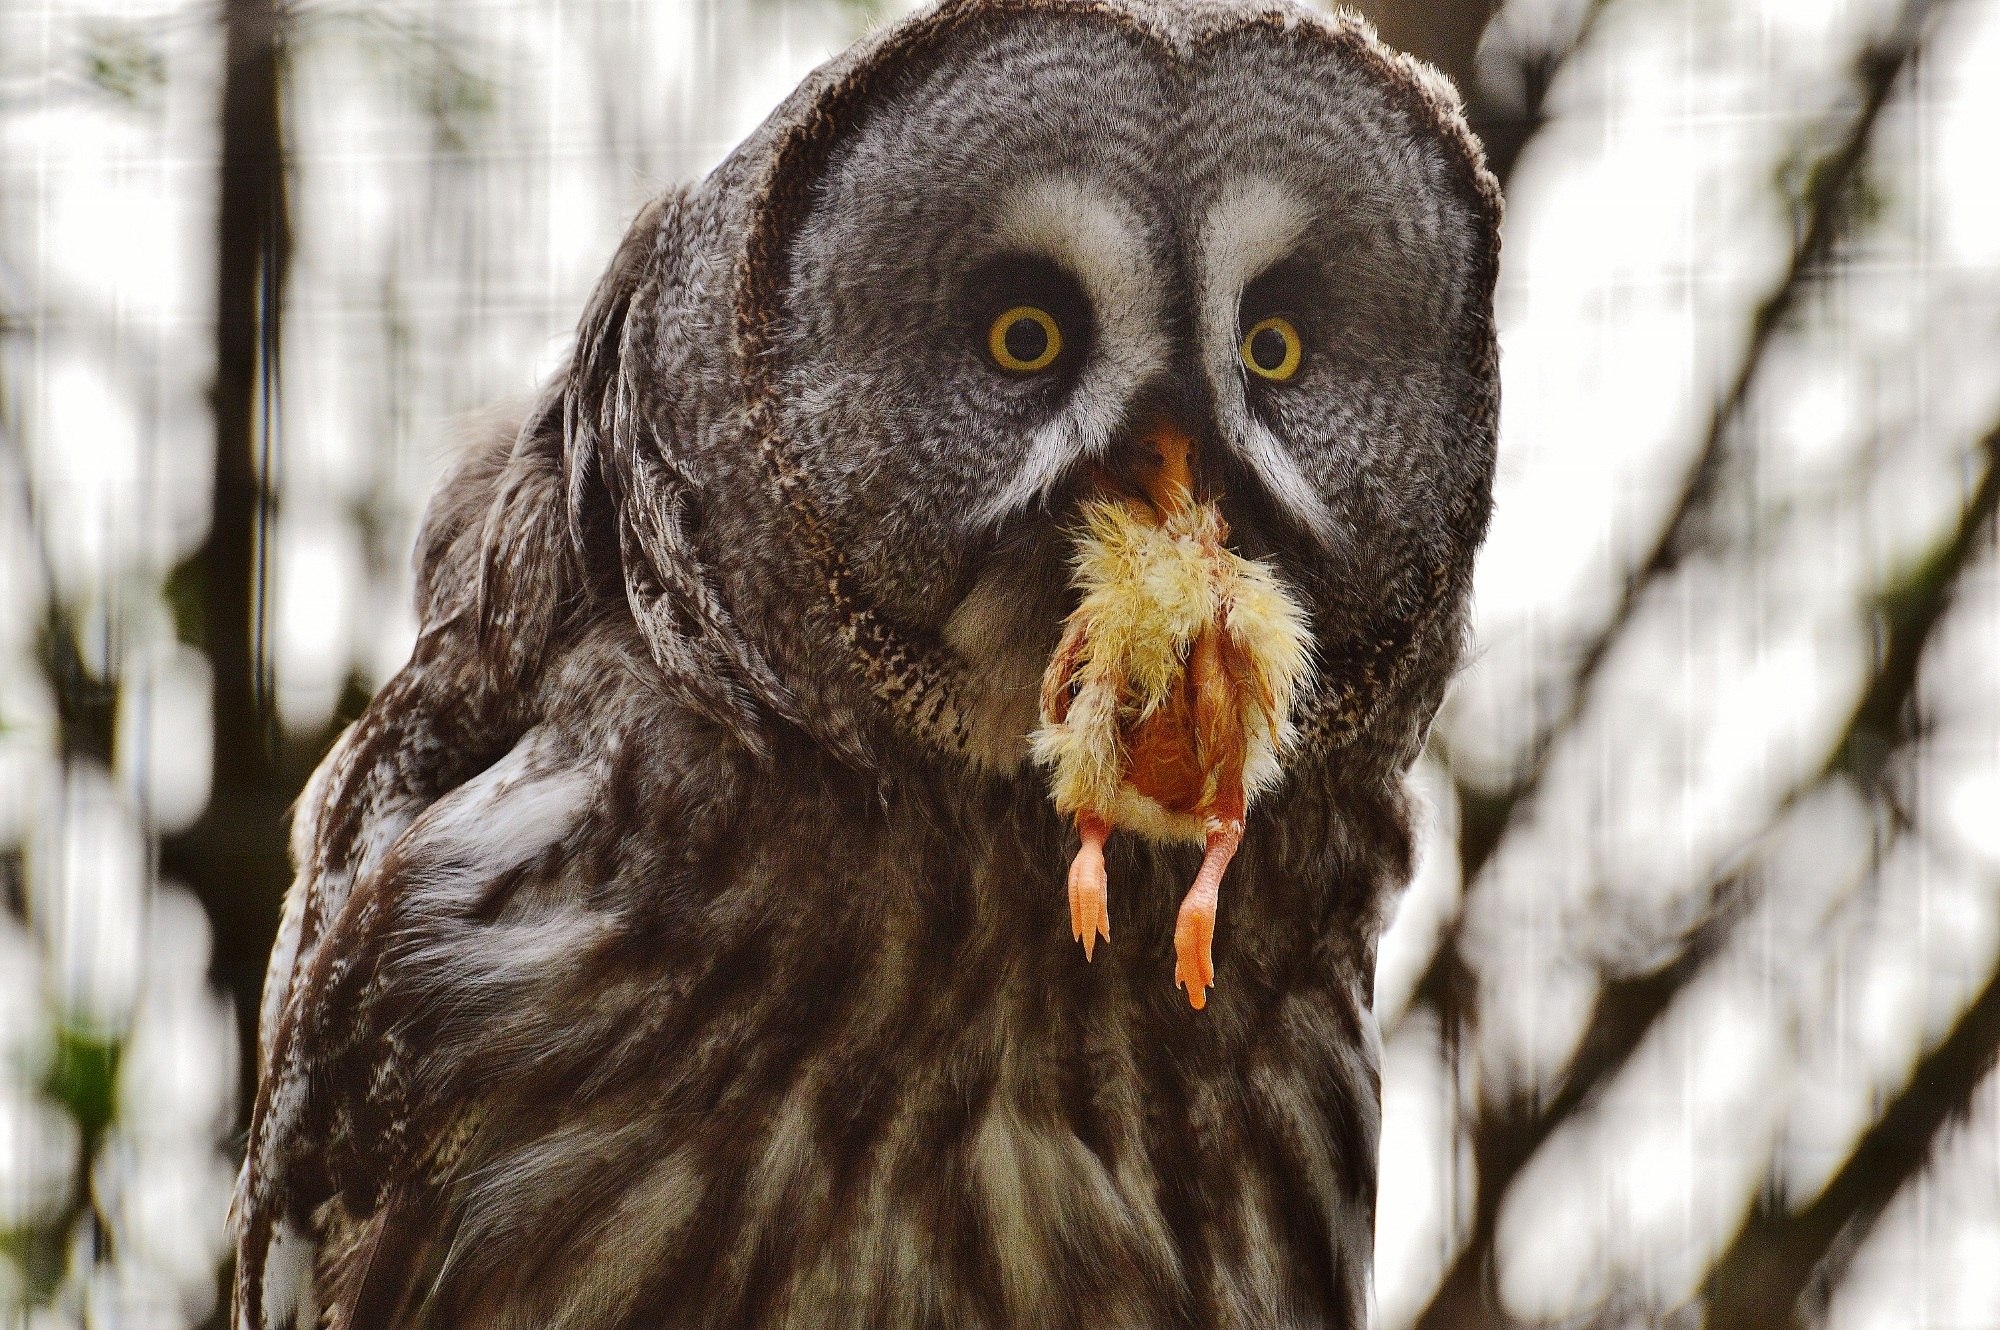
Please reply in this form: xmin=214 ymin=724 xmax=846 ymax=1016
xmin=1033 ymin=427 xmax=1312 ymax=1009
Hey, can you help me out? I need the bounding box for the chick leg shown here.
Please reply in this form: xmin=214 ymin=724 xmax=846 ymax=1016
xmin=1068 ymin=811 xmax=1112 ymax=961
xmin=1176 ymin=621 xmax=1249 ymax=1010
xmin=1174 ymin=814 xmax=1242 ymax=1010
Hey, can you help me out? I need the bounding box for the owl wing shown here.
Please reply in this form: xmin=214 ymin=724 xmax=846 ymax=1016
xmin=235 ymin=389 xmax=588 ymax=1329
xmin=242 ymin=615 xmax=750 ymax=1330
xmin=237 ymin=187 xmax=793 ymax=1330
xmin=241 ymin=714 xmax=602 ymax=1330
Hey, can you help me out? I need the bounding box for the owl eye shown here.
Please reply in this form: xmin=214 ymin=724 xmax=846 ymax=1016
xmin=988 ymin=305 xmax=1063 ymax=373
xmin=1240 ymin=316 xmax=1303 ymax=382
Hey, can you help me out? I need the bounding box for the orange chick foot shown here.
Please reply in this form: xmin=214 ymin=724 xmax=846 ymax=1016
xmin=1067 ymin=813 xmax=1112 ymax=961
xmin=1068 ymin=850 xmax=1110 ymax=961
xmin=1174 ymin=895 xmax=1216 ymax=1009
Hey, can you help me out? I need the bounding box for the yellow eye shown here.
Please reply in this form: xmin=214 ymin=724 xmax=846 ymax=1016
xmin=988 ymin=305 xmax=1063 ymax=373
xmin=1240 ymin=315 xmax=1303 ymax=381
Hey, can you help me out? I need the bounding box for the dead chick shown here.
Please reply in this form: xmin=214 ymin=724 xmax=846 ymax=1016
xmin=1034 ymin=425 xmax=1312 ymax=1010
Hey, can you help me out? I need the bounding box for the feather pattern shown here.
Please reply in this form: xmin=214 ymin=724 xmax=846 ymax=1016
xmin=234 ymin=0 xmax=1501 ymax=1324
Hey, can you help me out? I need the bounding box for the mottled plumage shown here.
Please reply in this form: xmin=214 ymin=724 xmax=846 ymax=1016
xmin=234 ymin=1 xmax=1501 ymax=1326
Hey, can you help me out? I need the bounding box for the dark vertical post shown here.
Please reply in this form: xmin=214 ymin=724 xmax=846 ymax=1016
xmin=161 ymin=0 xmax=291 ymax=1123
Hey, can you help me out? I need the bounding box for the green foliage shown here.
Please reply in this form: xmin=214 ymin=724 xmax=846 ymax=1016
xmin=0 ymin=1018 xmax=124 ymax=1312
xmin=0 ymin=1217 xmax=72 ymax=1311
xmin=42 ymin=1023 xmax=122 ymax=1158
xmin=79 ymin=21 xmax=167 ymax=107
xmin=35 ymin=604 xmax=115 ymax=767
xmin=163 ymin=555 xmax=208 ymax=652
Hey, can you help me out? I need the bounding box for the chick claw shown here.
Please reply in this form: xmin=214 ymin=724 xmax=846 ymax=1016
xmin=1068 ymin=813 xmax=1112 ymax=961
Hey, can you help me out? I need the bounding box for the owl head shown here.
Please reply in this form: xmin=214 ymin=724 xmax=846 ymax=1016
xmin=561 ymin=0 xmax=1500 ymax=781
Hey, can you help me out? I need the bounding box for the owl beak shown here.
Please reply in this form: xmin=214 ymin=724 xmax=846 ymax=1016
xmin=1093 ymin=417 xmax=1207 ymax=517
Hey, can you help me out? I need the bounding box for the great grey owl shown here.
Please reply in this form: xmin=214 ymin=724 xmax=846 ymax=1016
xmin=233 ymin=1 xmax=1500 ymax=1326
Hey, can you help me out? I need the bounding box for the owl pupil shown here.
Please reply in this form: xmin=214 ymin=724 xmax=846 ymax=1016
xmin=1250 ymin=326 xmax=1288 ymax=372
xmin=1004 ymin=317 xmax=1049 ymax=364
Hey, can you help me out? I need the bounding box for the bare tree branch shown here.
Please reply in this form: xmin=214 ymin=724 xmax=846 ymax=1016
xmin=1465 ymin=0 xmax=1616 ymax=186
xmin=1448 ymin=0 xmax=1945 ymax=896
xmin=0 ymin=293 xmax=119 ymax=775
xmin=1699 ymin=939 xmax=2000 ymax=1329
xmin=1411 ymin=415 xmax=2000 ymax=1330
xmin=1398 ymin=0 xmax=1952 ymax=1059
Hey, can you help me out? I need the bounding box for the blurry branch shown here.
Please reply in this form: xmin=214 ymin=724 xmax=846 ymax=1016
xmin=1826 ymin=442 xmax=2000 ymax=797
xmin=1412 ymin=417 xmax=2000 ymax=1330
xmin=1695 ymin=427 xmax=2000 ymax=1330
xmin=158 ymin=0 xmax=293 ymax=1122
xmin=1699 ymin=939 xmax=2000 ymax=1329
xmin=287 ymin=5 xmax=500 ymax=155
xmin=1412 ymin=890 xmax=1757 ymax=1330
xmin=1465 ymin=0 xmax=1615 ymax=185
xmin=38 ymin=602 xmax=118 ymax=771
xmin=1400 ymin=0 xmax=1950 ymax=1045
xmin=0 ymin=299 xmax=117 ymax=773
xmin=1399 ymin=31 xmax=1953 ymax=1302
xmin=1405 ymin=5 xmax=1970 ymax=1314
xmin=1454 ymin=0 xmax=1943 ymax=900
xmin=0 ymin=298 xmax=110 ymax=1314
xmin=1 ymin=326 xmax=133 ymax=1308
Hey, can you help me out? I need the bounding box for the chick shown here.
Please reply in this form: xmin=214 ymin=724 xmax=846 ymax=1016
xmin=1033 ymin=426 xmax=1312 ymax=1010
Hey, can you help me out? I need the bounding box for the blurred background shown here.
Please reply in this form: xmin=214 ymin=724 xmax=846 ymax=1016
xmin=1 ymin=0 xmax=1996 ymax=1325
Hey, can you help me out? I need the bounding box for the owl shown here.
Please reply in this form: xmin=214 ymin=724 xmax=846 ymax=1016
xmin=233 ymin=2 xmax=1500 ymax=1327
